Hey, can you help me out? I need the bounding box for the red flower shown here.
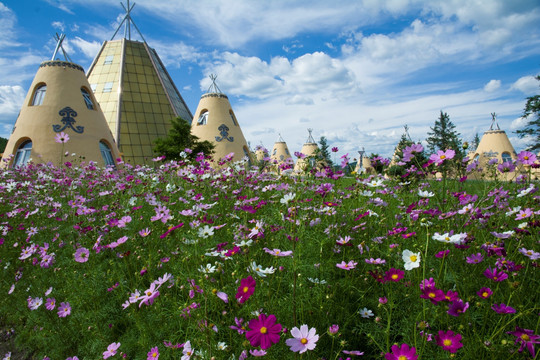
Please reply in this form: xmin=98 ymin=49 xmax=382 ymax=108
xmin=246 ymin=313 xmax=282 ymax=349
xmin=236 ymin=276 xmax=256 ymax=304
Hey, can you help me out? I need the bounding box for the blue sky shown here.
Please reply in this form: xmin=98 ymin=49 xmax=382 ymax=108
xmin=0 ymin=0 xmax=539 ymax=159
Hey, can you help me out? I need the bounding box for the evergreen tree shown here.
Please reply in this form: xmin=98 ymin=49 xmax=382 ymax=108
xmin=515 ymin=75 xmax=540 ymax=151
xmin=154 ymin=117 xmax=214 ymax=161
xmin=0 ymin=136 xmax=7 ymax=154
xmin=318 ymin=136 xmax=333 ymax=167
xmin=471 ymin=133 xmax=480 ymax=151
xmin=426 ymin=111 xmax=464 ymax=159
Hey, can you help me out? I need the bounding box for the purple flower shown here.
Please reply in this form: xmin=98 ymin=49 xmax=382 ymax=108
xmin=54 ymin=132 xmax=70 ymax=143
xmin=328 ymin=324 xmax=339 ymax=334
xmin=497 ymin=161 xmax=516 ymax=173
xmin=384 ymin=343 xmax=418 ymax=360
xmin=285 ymin=324 xmax=319 ymax=353
xmin=447 ymin=299 xmax=469 ymax=316
xmin=491 ymin=303 xmax=516 ymax=314
xmin=517 ymin=150 xmax=537 ymax=165
xmin=74 ymin=247 xmax=90 ymax=263
xmin=336 ymin=260 xmax=357 ymax=270
xmin=402 ymin=143 xmax=423 ymax=163
xmin=477 ymin=287 xmax=493 ymax=299
xmin=483 ymin=267 xmax=508 ymax=282
xmin=57 ymin=302 xmax=71 ymax=317
xmin=147 ymin=346 xmax=159 ymax=359
xmin=435 ymin=330 xmax=463 ymax=353
xmin=429 ymin=149 xmax=455 ymax=166
xmin=507 ymin=326 xmax=540 ymax=357
xmin=103 ymin=342 xmax=121 ymax=359
xmin=230 ymin=317 xmax=246 ymax=334
xmin=45 ymin=298 xmax=56 ymax=310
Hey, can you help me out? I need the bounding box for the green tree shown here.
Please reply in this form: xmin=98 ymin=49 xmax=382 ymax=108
xmin=153 ymin=117 xmax=214 ymax=161
xmin=515 ymin=75 xmax=540 ymax=151
xmin=318 ymin=136 xmax=333 ymax=167
xmin=426 ymin=111 xmax=464 ymax=159
xmin=0 ymin=136 xmax=8 ymax=154
xmin=471 ymin=132 xmax=480 ymax=151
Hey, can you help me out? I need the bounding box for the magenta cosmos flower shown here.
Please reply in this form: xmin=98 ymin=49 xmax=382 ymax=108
xmin=285 ymin=324 xmax=319 ymax=353
xmin=246 ymin=313 xmax=282 ymax=350
xmin=147 ymin=346 xmax=159 ymax=359
xmin=491 ymin=303 xmax=516 ymax=314
xmin=74 ymin=247 xmax=90 ymax=263
xmin=483 ymin=267 xmax=508 ymax=282
xmin=384 ymin=268 xmax=404 ymax=282
xmin=384 ymin=343 xmax=418 ymax=360
xmin=507 ymin=326 xmax=540 ymax=357
xmin=103 ymin=342 xmax=121 ymax=359
xmin=429 ymin=149 xmax=455 ymax=165
xmin=477 ymin=287 xmax=493 ymax=299
xmin=435 ymin=330 xmax=463 ymax=353
xmin=236 ymin=276 xmax=256 ymax=304
xmin=57 ymin=302 xmax=71 ymax=317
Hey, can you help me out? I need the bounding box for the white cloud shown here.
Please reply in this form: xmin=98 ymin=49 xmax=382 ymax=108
xmin=484 ymin=79 xmax=501 ymax=92
xmin=511 ymin=76 xmax=539 ymax=95
xmin=70 ymin=37 xmax=102 ymax=59
xmin=51 ymin=21 xmax=65 ymax=31
xmin=510 ymin=115 xmax=528 ymax=131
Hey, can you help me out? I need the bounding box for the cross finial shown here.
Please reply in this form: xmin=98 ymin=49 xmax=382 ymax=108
xmin=306 ymin=128 xmax=315 ymax=143
xmin=111 ymin=0 xmax=147 ymax=42
xmin=490 ymin=112 xmax=500 ymax=130
xmin=207 ymin=74 xmax=223 ymax=94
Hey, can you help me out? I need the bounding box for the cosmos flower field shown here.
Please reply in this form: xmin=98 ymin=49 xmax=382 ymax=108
xmin=0 ymin=150 xmax=538 ymax=360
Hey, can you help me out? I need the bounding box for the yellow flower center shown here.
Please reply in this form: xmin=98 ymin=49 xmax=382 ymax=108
xmin=243 ymin=286 xmax=249 ymax=293
xmin=482 ymin=292 xmax=488 ymax=297
xmin=391 ymin=274 xmax=399 ymax=280
xmin=524 ymin=156 xmax=529 ymax=160
xmin=521 ymin=334 xmax=530 ymax=341
xmin=429 ymin=292 xmax=436 ymax=298
xmin=410 ymin=255 xmax=417 ymax=262
xmin=398 ymin=356 xmax=407 ymax=360
xmin=443 ymin=339 xmax=452 ymax=346
xmin=152 ymin=353 xmax=157 ymax=358
xmin=301 ymin=338 xmax=308 ymax=344
xmin=260 ymin=327 xmax=267 ymax=334
xmin=276 ymin=250 xmax=280 ymax=254
xmin=445 ymin=237 xmax=450 ymax=241
xmin=441 ymin=155 xmax=446 ymax=159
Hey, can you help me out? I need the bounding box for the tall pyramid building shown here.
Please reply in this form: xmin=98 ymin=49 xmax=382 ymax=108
xmin=86 ymin=1 xmax=192 ymax=165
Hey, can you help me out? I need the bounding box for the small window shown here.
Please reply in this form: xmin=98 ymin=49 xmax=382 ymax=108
xmin=90 ymin=84 xmax=97 ymax=93
xmin=197 ymin=111 xmax=208 ymax=125
xmin=501 ymin=152 xmax=512 ymax=163
xmin=104 ymin=55 xmax=114 ymax=65
xmin=32 ymin=85 xmax=46 ymax=106
xmin=81 ymin=88 xmax=95 ymax=110
xmin=99 ymin=141 xmax=115 ymax=167
xmin=285 ymin=149 xmax=290 ymax=155
xmin=473 ymin=154 xmax=479 ymax=162
xmin=103 ymin=82 xmax=113 ymax=93
xmin=272 ymin=149 xmax=277 ymax=156
xmin=230 ymin=111 xmax=238 ymax=126
xmin=13 ymin=140 xmax=32 ymax=167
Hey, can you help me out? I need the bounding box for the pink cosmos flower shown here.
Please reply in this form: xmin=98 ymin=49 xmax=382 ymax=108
xmin=249 ymin=349 xmax=267 ymax=357
xmin=491 ymin=303 xmax=516 ymax=314
xmin=103 ymin=342 xmax=121 ymax=359
xmin=336 ymin=260 xmax=357 ymax=270
xmin=139 ymin=228 xmax=152 ymax=237
xmin=246 ymin=313 xmax=282 ymax=350
xmin=477 ymin=287 xmax=493 ymax=299
xmin=28 ymin=297 xmax=43 ymax=310
xmin=517 ymin=150 xmax=537 ymax=165
xmin=483 ymin=267 xmax=508 ymax=282
xmin=57 ymin=302 xmax=71 ymax=317
xmin=139 ymin=283 xmax=160 ymax=307
xmin=54 ymin=132 xmax=70 ymax=143
xmin=402 ymin=143 xmax=424 ymax=163
xmin=507 ymin=326 xmax=540 ymax=357
xmin=230 ymin=317 xmax=246 ymax=334
xmin=216 ymin=291 xmax=228 ymax=303
xmin=447 ymin=299 xmax=469 ymax=316
xmin=384 ymin=268 xmax=404 ymax=282
xmin=181 ymin=341 xmax=193 ymax=360
xmin=365 ymin=258 xmax=386 ymax=265
xmin=429 ymin=149 xmax=455 ymax=165
xmin=74 ymin=247 xmax=89 ymax=263
xmin=147 ymin=346 xmax=159 ymax=359
xmin=384 ymin=343 xmax=418 ymax=360
xmin=45 ymin=298 xmax=56 ymax=310
xmin=285 ymin=324 xmax=319 ymax=353
xmin=515 ymin=208 xmax=533 ymax=220
xmin=435 ymin=330 xmax=463 ymax=353
xmin=420 ymin=288 xmax=446 ymax=304
xmin=263 ymin=248 xmax=293 ymax=257
xmin=466 ymin=253 xmax=484 ymax=264
xmin=235 ymin=276 xmax=256 ymax=304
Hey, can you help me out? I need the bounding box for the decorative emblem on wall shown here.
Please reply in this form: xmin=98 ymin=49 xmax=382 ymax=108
xmin=215 ymin=124 xmax=234 ymax=142
xmin=52 ymin=107 xmax=84 ymax=134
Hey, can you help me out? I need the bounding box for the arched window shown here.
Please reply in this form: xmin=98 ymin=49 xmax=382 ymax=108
xmin=230 ymin=111 xmax=238 ymax=126
xmin=81 ymin=88 xmax=95 ymax=110
xmin=32 ymin=85 xmax=46 ymax=106
xmin=473 ymin=154 xmax=479 ymax=162
xmin=99 ymin=141 xmax=115 ymax=167
xmin=13 ymin=140 xmax=32 ymax=167
xmin=501 ymin=152 xmax=512 ymax=163
xmin=197 ymin=111 xmax=208 ymax=125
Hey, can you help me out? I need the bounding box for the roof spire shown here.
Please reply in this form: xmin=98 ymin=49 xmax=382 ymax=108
xmin=306 ymin=128 xmax=315 ymax=143
xmin=111 ymin=0 xmax=147 ymax=42
xmin=490 ymin=112 xmax=500 ymax=130
xmin=207 ymin=74 xmax=223 ymax=94
xmin=51 ymin=33 xmax=72 ymax=62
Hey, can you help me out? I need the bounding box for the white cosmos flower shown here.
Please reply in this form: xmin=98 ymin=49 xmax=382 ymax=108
xmin=280 ymin=192 xmax=296 ymax=205
xmin=198 ymin=263 xmax=216 ymax=274
xmin=250 ymin=262 xmax=275 ymax=277
xmin=198 ymin=225 xmax=214 ymax=239
xmin=402 ymin=249 xmax=421 ymax=270
xmin=432 ymin=232 xmax=466 ymax=244
xmin=418 ymin=189 xmax=434 ymax=198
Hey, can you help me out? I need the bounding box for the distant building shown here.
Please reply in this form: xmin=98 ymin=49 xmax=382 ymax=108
xmin=270 ymin=134 xmax=293 ymax=170
xmin=1 ymin=34 xmax=120 ymax=168
xmin=294 ymin=129 xmax=324 ymax=172
xmin=86 ymin=2 xmax=192 ymax=165
xmin=190 ymin=75 xmax=252 ymax=166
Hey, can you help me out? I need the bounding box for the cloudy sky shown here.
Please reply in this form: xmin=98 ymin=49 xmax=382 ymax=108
xmin=0 ymin=0 xmax=539 ymax=159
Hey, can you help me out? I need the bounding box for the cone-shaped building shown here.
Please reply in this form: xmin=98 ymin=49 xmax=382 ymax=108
xmin=190 ymin=75 xmax=251 ymax=166
xmin=294 ymin=129 xmax=324 ymax=172
xmin=1 ymin=53 xmax=120 ymax=168
xmin=270 ymin=134 xmax=293 ymax=168
xmin=86 ymin=2 xmax=192 ymax=165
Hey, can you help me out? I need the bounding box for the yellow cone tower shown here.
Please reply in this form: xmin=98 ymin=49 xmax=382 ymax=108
xmin=1 ymin=35 xmax=120 ymax=168
xmin=86 ymin=1 xmax=192 ymax=165
xmin=190 ymin=75 xmax=252 ymax=166
xmin=294 ymin=128 xmax=324 ymax=172
xmin=270 ymin=134 xmax=293 ymax=169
